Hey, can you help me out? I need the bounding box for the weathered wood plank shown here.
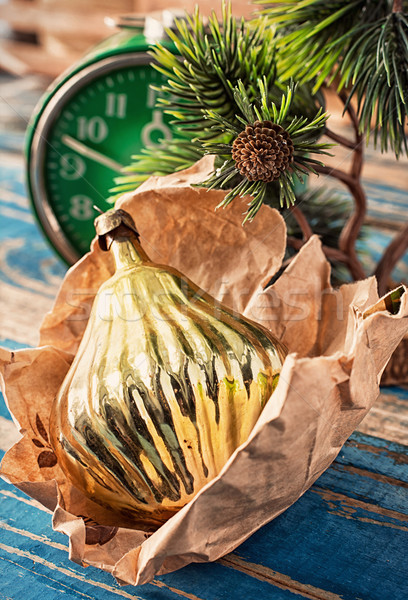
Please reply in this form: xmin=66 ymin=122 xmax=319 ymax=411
xmin=1 ymin=429 xmax=408 ymax=600
xmin=0 ymin=392 xmax=12 ymax=421
xmin=0 ymin=415 xmax=20 ymax=452
xmin=0 ymin=543 xmax=303 ymax=600
xmin=164 ymin=432 xmax=408 ymax=600
xmin=0 ymin=470 xmax=300 ymax=600
xmin=358 ymin=390 xmax=408 ymax=445
xmin=316 ymin=463 xmax=408 ymax=514
xmin=339 ymin=431 xmax=408 ymax=482
xmin=0 ymin=158 xmax=65 ymax=346
xmin=220 ymin=432 xmax=408 ymax=600
xmin=230 ymin=480 xmax=408 ymax=600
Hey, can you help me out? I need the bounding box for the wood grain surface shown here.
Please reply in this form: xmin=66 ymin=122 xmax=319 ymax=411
xmin=1 ymin=431 xmax=407 ymax=600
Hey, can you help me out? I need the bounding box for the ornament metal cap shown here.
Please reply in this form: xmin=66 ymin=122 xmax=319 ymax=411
xmin=95 ymin=209 xmax=140 ymax=251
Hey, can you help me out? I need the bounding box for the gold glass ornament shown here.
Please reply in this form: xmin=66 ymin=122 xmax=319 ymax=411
xmin=50 ymin=209 xmax=287 ymax=527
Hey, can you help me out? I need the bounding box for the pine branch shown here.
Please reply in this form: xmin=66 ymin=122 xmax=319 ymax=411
xmin=111 ymin=2 xmax=282 ymax=195
xmin=108 ymin=139 xmax=202 ymax=200
xmin=258 ymin=1 xmax=390 ymax=87
xmin=151 ymin=2 xmax=277 ymax=137
xmin=113 ymin=2 xmax=328 ymax=205
xmin=259 ymin=0 xmax=408 ymax=158
xmin=197 ymin=81 xmax=332 ymax=219
xmin=341 ymin=12 xmax=408 ymax=157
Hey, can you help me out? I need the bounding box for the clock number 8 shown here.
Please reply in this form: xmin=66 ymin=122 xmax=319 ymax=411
xmin=69 ymin=195 xmax=94 ymax=220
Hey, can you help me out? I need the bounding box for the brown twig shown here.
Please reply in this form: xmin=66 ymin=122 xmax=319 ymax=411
xmin=289 ymin=206 xmax=313 ymax=241
xmin=314 ymin=164 xmax=353 ymax=187
xmin=393 ymin=0 xmax=403 ymax=13
xmin=324 ymin=127 xmax=355 ymax=150
xmin=375 ymin=224 xmax=408 ymax=296
xmin=318 ymin=90 xmax=408 ymax=289
xmin=337 ymin=94 xmax=366 ymax=280
xmin=314 ymin=163 xmax=366 ymax=280
xmin=287 ymin=236 xmax=350 ymax=265
xmin=322 ymin=92 xmax=408 ymax=288
xmin=314 ymin=91 xmax=367 ymax=281
xmin=339 ymin=92 xmax=360 ymax=140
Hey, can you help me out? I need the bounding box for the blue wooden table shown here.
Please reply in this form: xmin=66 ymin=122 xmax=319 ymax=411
xmin=1 ymin=74 xmax=407 ymax=600
xmin=1 ymin=432 xmax=407 ymax=600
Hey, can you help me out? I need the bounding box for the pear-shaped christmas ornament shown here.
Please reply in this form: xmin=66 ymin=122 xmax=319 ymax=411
xmin=50 ymin=209 xmax=287 ymax=527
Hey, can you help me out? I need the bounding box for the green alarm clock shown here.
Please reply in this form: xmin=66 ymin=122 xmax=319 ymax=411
xmin=26 ymin=14 xmax=177 ymax=265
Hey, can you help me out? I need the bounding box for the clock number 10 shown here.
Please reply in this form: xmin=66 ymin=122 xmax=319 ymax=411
xmin=77 ymin=116 xmax=108 ymax=143
xmin=75 ymin=92 xmax=127 ymax=142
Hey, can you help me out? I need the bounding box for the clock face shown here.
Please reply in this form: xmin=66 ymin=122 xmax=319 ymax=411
xmin=29 ymin=54 xmax=173 ymax=264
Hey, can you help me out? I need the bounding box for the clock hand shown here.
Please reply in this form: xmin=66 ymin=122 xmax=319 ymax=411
xmin=62 ymin=134 xmax=125 ymax=173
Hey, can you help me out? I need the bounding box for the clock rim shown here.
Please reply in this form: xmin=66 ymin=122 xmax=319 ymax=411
xmin=28 ymin=53 xmax=153 ymax=266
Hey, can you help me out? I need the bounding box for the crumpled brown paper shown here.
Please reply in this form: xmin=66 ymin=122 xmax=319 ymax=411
xmin=1 ymin=157 xmax=408 ymax=586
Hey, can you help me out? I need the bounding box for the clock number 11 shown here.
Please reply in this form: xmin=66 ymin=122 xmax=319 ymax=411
xmin=105 ymin=92 xmax=127 ymax=118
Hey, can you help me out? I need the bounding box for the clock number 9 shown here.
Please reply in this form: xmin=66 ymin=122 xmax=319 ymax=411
xmin=60 ymin=154 xmax=86 ymax=180
xmin=69 ymin=195 xmax=94 ymax=220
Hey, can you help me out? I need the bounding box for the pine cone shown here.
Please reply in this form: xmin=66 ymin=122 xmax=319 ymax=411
xmin=232 ymin=121 xmax=294 ymax=182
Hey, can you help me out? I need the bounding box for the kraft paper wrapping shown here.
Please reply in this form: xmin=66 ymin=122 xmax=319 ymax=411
xmin=1 ymin=157 xmax=408 ymax=586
